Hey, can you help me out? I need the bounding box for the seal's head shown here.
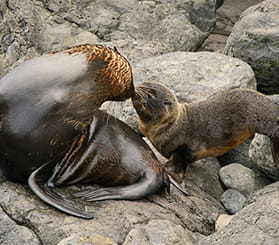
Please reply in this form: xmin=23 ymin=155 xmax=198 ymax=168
xmin=132 ymin=82 xmax=179 ymax=125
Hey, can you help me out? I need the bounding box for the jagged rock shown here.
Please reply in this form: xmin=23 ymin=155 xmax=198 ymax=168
xmin=102 ymin=51 xmax=256 ymax=132
xmin=0 ymin=207 xmax=41 ymax=245
xmin=197 ymin=182 xmax=279 ymax=245
xmin=0 ymin=0 xmax=218 ymax=78
xmin=219 ymin=163 xmax=270 ymax=197
xmin=0 ymin=179 xmax=224 ymax=245
xmin=57 ymin=233 xmax=117 ymax=245
xmin=249 ymin=134 xmax=279 ymax=181
xmin=215 ymin=214 xmax=233 ymax=232
xmin=224 ymin=0 xmax=279 ymax=94
xmin=123 ymin=219 xmax=200 ymax=245
xmin=220 ymin=189 xmax=247 ymax=214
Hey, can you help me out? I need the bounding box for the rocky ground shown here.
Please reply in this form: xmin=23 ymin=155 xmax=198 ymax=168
xmin=0 ymin=0 xmax=279 ymax=244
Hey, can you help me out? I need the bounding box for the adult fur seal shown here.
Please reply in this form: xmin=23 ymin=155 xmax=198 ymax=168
xmin=28 ymin=110 xmax=169 ymax=218
xmin=0 ymin=44 xmax=134 ymax=218
xmin=132 ymin=82 xmax=279 ymax=185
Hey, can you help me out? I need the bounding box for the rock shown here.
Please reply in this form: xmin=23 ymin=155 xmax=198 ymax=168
xmin=123 ymin=219 xmax=199 ymax=245
xmin=0 ymin=179 xmax=225 ymax=244
xmin=220 ymin=189 xmax=247 ymax=214
xmin=200 ymin=0 xmax=262 ymax=53
xmin=102 ymin=51 xmax=256 ymax=132
xmin=57 ymin=233 xmax=117 ymax=245
xmin=249 ymin=134 xmax=279 ymax=181
xmin=0 ymin=0 xmax=218 ymax=78
xmin=215 ymin=214 xmax=234 ymax=232
xmin=0 ymin=207 xmax=40 ymax=245
xmin=185 ymin=158 xmax=225 ymax=200
xmin=224 ymin=0 xmax=279 ymax=94
xmin=219 ymin=163 xmax=270 ymax=197
xmin=217 ymin=138 xmax=254 ymax=168
xmin=197 ymin=182 xmax=279 ymax=245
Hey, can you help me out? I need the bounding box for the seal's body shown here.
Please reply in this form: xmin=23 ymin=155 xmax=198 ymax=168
xmin=28 ymin=110 xmax=169 ymax=218
xmin=0 ymin=44 xmax=135 ymax=218
xmin=132 ymin=82 xmax=279 ymax=184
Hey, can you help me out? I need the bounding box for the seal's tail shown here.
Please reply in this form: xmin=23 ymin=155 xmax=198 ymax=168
xmin=28 ymin=162 xmax=93 ymax=219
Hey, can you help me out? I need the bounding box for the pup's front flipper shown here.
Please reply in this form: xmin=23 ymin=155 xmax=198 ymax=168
xmin=28 ymin=162 xmax=94 ymax=219
xmin=73 ymin=171 xmax=162 ymax=202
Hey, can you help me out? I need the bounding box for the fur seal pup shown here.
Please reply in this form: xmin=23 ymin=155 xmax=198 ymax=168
xmin=28 ymin=110 xmax=169 ymax=219
xmin=0 ymin=44 xmax=134 ymax=218
xmin=132 ymin=82 xmax=279 ymax=185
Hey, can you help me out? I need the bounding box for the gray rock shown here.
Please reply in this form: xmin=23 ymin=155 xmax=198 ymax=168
xmin=0 ymin=0 xmax=218 ymax=78
xmin=102 ymin=51 xmax=256 ymax=132
xmin=249 ymin=134 xmax=279 ymax=181
xmin=0 ymin=179 xmax=224 ymax=244
xmin=0 ymin=208 xmax=40 ymax=245
xmin=123 ymin=219 xmax=200 ymax=245
xmin=57 ymin=233 xmax=117 ymax=245
xmin=224 ymin=0 xmax=279 ymax=94
xmin=197 ymin=182 xmax=279 ymax=245
xmin=217 ymin=138 xmax=254 ymax=168
xmin=219 ymin=163 xmax=270 ymax=197
xmin=220 ymin=189 xmax=247 ymax=214
xmin=185 ymin=158 xmax=225 ymax=200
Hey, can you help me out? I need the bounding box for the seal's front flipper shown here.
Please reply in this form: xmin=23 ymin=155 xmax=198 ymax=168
xmin=168 ymin=175 xmax=189 ymax=196
xmin=28 ymin=163 xmax=93 ymax=219
xmin=73 ymin=172 xmax=162 ymax=202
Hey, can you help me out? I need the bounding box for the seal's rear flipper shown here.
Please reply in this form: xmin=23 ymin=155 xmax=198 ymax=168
xmin=28 ymin=163 xmax=93 ymax=219
xmin=73 ymin=172 xmax=162 ymax=202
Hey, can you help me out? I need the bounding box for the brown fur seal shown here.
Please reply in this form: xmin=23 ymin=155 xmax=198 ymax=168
xmin=0 ymin=44 xmax=134 ymax=218
xmin=132 ymin=82 xmax=279 ymax=184
xmin=28 ymin=110 xmax=169 ymax=218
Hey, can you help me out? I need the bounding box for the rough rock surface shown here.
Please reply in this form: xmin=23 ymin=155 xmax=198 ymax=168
xmin=219 ymin=163 xmax=270 ymax=197
xmin=215 ymin=214 xmax=233 ymax=232
xmin=249 ymin=134 xmax=279 ymax=181
xmin=102 ymin=51 xmax=256 ymax=132
xmin=224 ymin=0 xmax=279 ymax=94
xmin=0 ymin=177 xmax=224 ymax=245
xmin=220 ymin=189 xmax=247 ymax=214
xmin=198 ymin=182 xmax=279 ymax=245
xmin=0 ymin=0 xmax=218 ymax=78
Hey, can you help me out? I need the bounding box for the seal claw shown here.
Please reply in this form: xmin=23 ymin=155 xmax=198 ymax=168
xmin=168 ymin=175 xmax=189 ymax=196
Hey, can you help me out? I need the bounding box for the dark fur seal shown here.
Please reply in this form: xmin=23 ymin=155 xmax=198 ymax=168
xmin=28 ymin=110 xmax=169 ymax=218
xmin=0 ymin=44 xmax=135 ymax=218
xmin=132 ymin=82 xmax=279 ymax=185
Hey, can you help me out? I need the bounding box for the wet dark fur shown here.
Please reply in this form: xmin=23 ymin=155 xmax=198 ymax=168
xmin=28 ymin=110 xmax=169 ymax=218
xmin=132 ymin=82 xmax=279 ymax=184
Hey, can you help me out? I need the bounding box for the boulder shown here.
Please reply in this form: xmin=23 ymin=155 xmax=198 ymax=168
xmin=224 ymin=0 xmax=279 ymax=94
xmin=197 ymin=182 xmax=279 ymax=245
xmin=0 ymin=0 xmax=218 ymax=78
xmin=220 ymin=189 xmax=247 ymax=214
xmin=102 ymin=51 xmax=256 ymax=132
xmin=219 ymin=163 xmax=270 ymax=197
xmin=0 ymin=179 xmax=224 ymax=245
xmin=249 ymin=134 xmax=279 ymax=181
